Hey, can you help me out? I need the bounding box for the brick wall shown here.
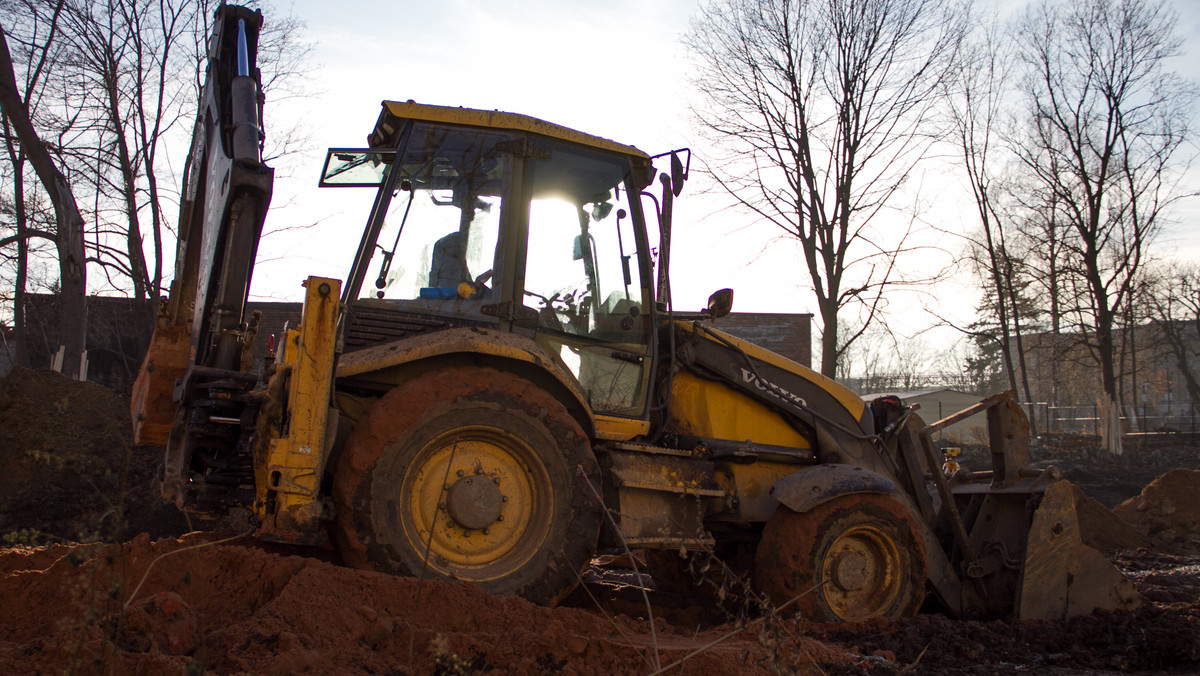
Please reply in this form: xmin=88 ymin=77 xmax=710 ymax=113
xmin=22 ymin=297 xmax=813 ymax=388
xmin=711 ymin=312 xmax=813 ymax=368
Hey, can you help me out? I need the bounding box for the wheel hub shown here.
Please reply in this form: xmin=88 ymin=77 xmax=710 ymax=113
xmin=400 ymin=424 xmax=552 ymax=579
xmin=821 ymin=523 xmax=903 ymax=620
xmin=446 ymin=475 xmax=503 ymax=530
xmin=831 ymin=551 xmax=870 ymax=591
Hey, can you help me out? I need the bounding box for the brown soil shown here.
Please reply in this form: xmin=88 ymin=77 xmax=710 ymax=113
xmin=0 ymin=367 xmax=187 ymax=545
xmin=1034 ymin=433 xmax=1200 ymax=508
xmin=0 ymin=533 xmax=836 ymax=675
xmin=1 ymin=367 xmax=1199 ymax=674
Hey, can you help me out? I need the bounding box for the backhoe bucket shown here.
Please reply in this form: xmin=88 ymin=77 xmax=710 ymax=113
xmin=916 ymin=392 xmax=1140 ymax=621
xmin=130 ymin=324 xmax=190 ymax=446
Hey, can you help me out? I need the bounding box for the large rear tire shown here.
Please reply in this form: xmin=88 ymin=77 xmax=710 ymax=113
xmin=333 ymin=367 xmax=602 ymax=606
xmin=755 ymin=493 xmax=927 ymax=622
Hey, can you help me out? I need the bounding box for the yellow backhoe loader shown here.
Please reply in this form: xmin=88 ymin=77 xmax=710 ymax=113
xmin=131 ymin=5 xmax=1138 ymax=622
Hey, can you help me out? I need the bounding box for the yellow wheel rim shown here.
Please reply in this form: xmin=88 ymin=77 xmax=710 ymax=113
xmin=819 ymin=524 xmax=903 ymax=621
xmin=400 ymin=425 xmax=551 ymax=582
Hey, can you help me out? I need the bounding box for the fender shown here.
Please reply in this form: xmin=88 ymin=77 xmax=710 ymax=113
xmin=335 ymin=326 xmax=595 ymax=435
xmin=770 ymin=463 xmax=895 ymax=514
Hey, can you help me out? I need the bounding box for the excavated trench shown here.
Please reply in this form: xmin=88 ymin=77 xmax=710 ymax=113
xmin=1 ymin=367 xmax=1197 ymax=674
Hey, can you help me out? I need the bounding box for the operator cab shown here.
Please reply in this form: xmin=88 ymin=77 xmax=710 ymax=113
xmin=322 ymin=101 xmax=662 ymax=418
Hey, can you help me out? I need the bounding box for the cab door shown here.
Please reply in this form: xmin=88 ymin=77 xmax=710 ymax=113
xmin=518 ymin=139 xmax=655 ymax=421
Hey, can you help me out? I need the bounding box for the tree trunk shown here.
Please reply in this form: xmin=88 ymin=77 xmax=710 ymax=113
xmin=1099 ymin=395 xmax=1123 ymax=456
xmin=103 ymin=52 xmax=150 ymax=301
xmin=12 ymin=152 xmax=28 ymax=368
xmin=2 ymin=112 xmax=29 ymax=368
xmin=1095 ymin=312 xmax=1123 ymax=454
xmin=0 ymin=27 xmax=87 ymax=377
xmin=819 ymin=297 xmax=839 ymax=378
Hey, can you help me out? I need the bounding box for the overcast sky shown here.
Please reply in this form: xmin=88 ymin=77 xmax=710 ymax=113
xmin=250 ymin=0 xmax=1200 ymax=354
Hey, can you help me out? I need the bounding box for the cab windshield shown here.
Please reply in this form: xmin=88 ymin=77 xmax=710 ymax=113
xmin=330 ymin=123 xmax=512 ymax=305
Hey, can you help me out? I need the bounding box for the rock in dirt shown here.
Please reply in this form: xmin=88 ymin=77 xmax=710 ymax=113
xmin=1114 ymin=469 xmax=1200 ymax=555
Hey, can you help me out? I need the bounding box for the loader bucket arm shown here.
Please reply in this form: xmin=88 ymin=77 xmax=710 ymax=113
xmin=672 ymin=321 xmax=876 ymax=456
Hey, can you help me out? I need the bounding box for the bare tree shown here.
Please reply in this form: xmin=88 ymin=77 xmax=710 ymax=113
xmin=62 ymin=0 xmax=202 ymax=304
xmin=1007 ymin=182 xmax=1077 ymax=409
xmin=0 ymin=110 xmax=59 ymax=367
xmin=0 ymin=4 xmax=87 ymax=377
xmin=1012 ymin=0 xmax=1196 ymax=450
xmin=685 ymin=0 xmax=965 ymax=376
xmin=943 ymin=16 xmax=1042 ymax=419
xmin=0 ymin=0 xmax=312 ymax=376
xmin=837 ymin=321 xmax=967 ymax=393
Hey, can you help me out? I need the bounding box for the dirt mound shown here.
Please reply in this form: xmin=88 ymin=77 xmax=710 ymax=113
xmin=4 ymin=534 xmax=1194 ymax=676
xmin=0 ymin=533 xmax=845 ymax=675
xmin=1114 ymin=469 xmax=1200 ymax=555
xmin=1034 ymin=434 xmax=1200 ymax=507
xmin=813 ymin=604 xmax=1200 ymax=674
xmin=0 ymin=367 xmax=187 ymax=544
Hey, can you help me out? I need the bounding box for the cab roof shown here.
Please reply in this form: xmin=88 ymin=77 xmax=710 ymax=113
xmin=369 ymin=100 xmax=650 ymax=161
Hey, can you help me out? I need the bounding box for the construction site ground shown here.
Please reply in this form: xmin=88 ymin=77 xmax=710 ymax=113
xmin=0 ymin=367 xmax=1197 ymax=675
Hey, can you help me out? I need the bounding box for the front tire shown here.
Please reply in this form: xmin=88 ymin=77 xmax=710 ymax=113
xmin=755 ymin=493 xmax=927 ymax=622
xmin=333 ymin=368 xmax=601 ymax=606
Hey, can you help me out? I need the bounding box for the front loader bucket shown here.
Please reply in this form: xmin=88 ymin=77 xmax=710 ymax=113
xmin=1017 ymin=481 xmax=1141 ymax=620
xmin=913 ymin=392 xmax=1140 ymax=621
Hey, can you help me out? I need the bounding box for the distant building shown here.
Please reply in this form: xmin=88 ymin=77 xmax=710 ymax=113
xmin=712 ymin=312 xmax=813 ymax=368
xmin=1013 ymin=323 xmax=1198 ymax=433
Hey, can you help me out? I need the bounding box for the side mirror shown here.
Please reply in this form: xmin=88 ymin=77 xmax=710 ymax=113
xmin=670 ymin=152 xmax=686 ymax=197
xmin=704 ymin=288 xmax=734 ymax=319
xmin=591 ymin=200 xmax=614 ymax=221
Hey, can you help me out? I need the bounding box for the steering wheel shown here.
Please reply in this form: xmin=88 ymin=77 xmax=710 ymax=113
xmin=523 ymin=289 xmax=558 ymax=307
xmin=522 ymin=290 xmax=566 ymax=331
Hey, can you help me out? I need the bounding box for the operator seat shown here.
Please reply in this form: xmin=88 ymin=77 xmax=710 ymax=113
xmin=429 ymin=231 xmax=471 ymax=287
